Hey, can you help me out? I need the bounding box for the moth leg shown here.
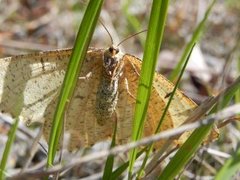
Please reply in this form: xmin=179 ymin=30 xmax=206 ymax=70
xmin=128 ymin=60 xmax=140 ymax=76
xmin=124 ymin=78 xmax=136 ymax=100
xmin=79 ymin=71 xmax=92 ymax=80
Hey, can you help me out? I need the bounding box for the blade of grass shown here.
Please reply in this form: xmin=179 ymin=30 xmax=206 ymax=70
xmin=158 ymin=123 xmax=213 ymax=179
xmin=215 ymin=147 xmax=240 ymax=180
xmin=211 ymin=78 xmax=240 ymax=113
xmin=158 ymin=76 xmax=240 ymax=179
xmin=168 ymin=0 xmax=217 ymax=82
xmin=102 ymin=120 xmax=117 ymax=179
xmin=235 ymin=56 xmax=240 ymax=103
xmin=123 ymin=0 xmax=141 ymax=31
xmin=137 ymin=44 xmax=195 ymax=178
xmin=122 ymin=0 xmax=145 ymax=47
xmin=111 ymin=148 xmax=147 ymax=179
xmin=47 ymin=0 xmax=104 ymax=166
xmin=128 ymin=0 xmax=169 ymax=177
xmin=0 ymin=117 xmax=20 ymax=180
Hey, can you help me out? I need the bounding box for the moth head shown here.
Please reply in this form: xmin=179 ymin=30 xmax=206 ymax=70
xmin=103 ymin=45 xmax=123 ymax=77
xmin=108 ymin=45 xmax=119 ymax=56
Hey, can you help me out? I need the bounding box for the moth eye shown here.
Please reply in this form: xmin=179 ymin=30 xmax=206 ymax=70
xmin=116 ymin=48 xmax=119 ymax=54
xmin=109 ymin=47 xmax=113 ymax=53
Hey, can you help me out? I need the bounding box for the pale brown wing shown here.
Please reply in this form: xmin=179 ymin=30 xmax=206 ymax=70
xmin=153 ymin=69 xmax=197 ymax=144
xmin=41 ymin=49 xmax=118 ymax=150
xmin=120 ymin=54 xmax=197 ymax=147
xmin=0 ymin=49 xmax=72 ymax=123
xmin=0 ymin=48 xmax=115 ymax=150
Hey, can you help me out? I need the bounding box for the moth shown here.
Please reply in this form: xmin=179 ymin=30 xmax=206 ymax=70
xmin=0 ymin=47 xmax=198 ymax=150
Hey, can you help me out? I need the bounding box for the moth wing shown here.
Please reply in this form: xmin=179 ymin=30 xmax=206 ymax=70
xmin=153 ymin=73 xmax=219 ymax=144
xmin=0 ymin=49 xmax=72 ymax=123
xmin=42 ymin=49 xmax=116 ymax=150
xmin=153 ymin=73 xmax=197 ymax=126
xmin=0 ymin=49 xmax=115 ymax=150
xmin=153 ymin=71 xmax=198 ymax=144
xmin=117 ymin=54 xmax=176 ymax=147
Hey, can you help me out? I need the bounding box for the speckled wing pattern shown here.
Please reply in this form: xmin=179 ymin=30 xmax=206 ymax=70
xmin=0 ymin=48 xmax=197 ymax=150
xmin=0 ymin=49 xmax=70 ymax=123
xmin=121 ymin=54 xmax=197 ymax=147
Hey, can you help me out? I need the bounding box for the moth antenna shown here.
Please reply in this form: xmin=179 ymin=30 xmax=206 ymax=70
xmin=99 ymin=19 xmax=114 ymax=45
xmin=117 ymin=29 xmax=148 ymax=47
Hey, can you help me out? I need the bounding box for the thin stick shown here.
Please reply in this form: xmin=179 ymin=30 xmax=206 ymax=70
xmin=9 ymin=104 xmax=240 ymax=179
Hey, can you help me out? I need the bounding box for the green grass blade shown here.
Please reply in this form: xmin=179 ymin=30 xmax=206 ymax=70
xmin=137 ymin=44 xmax=195 ymax=178
xmin=235 ymin=57 xmax=240 ymax=103
xmin=112 ymin=162 xmax=129 ymax=179
xmin=111 ymin=148 xmax=146 ymax=179
xmin=215 ymin=147 xmax=240 ymax=180
xmin=0 ymin=117 xmax=20 ymax=180
xmin=122 ymin=0 xmax=145 ymax=46
xmin=47 ymin=0 xmax=104 ymax=166
xmin=211 ymin=77 xmax=240 ymax=113
xmin=155 ymin=43 xmax=195 ymax=134
xmin=102 ymin=120 xmax=117 ymax=179
xmin=214 ymin=75 xmax=240 ymax=180
xmin=129 ymin=0 xmax=169 ymax=176
xmin=123 ymin=1 xmax=141 ymax=31
xmin=168 ymin=0 xmax=217 ymax=81
xmin=158 ymin=76 xmax=240 ymax=179
xmin=158 ymin=124 xmax=213 ymax=179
